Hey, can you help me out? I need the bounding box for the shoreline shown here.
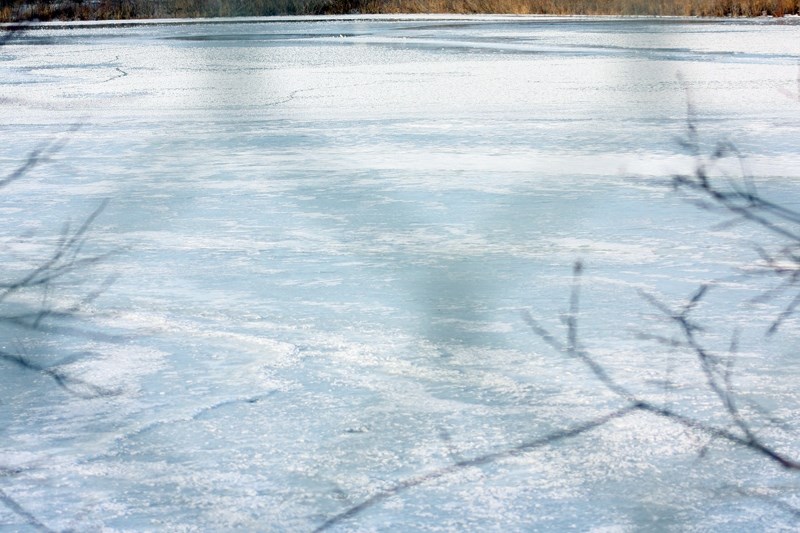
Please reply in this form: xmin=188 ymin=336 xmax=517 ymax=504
xmin=2 ymin=12 xmax=799 ymax=30
xmin=2 ymin=0 xmax=800 ymax=24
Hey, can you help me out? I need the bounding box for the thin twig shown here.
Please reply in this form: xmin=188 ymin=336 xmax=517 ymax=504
xmin=530 ymin=265 xmax=800 ymax=472
xmin=0 ymin=488 xmax=54 ymax=533
xmin=0 ymin=349 xmax=119 ymax=398
xmin=313 ymin=405 xmax=637 ymax=532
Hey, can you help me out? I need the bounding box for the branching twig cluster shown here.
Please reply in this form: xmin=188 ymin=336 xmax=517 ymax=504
xmin=0 ymin=488 xmax=54 ymax=533
xmin=317 ymin=260 xmax=800 ymax=530
xmin=315 ymin=109 xmax=800 ymax=529
xmin=672 ymin=104 xmax=800 ymax=335
xmin=530 ymin=101 xmax=800 ymax=512
xmin=316 ymin=259 xmax=800 ymax=531
xmin=535 ymin=263 xmax=800 ymax=469
xmin=313 ymin=402 xmax=636 ymax=532
xmin=0 ymin=133 xmax=116 ymax=528
xmin=1 ymin=160 xmax=115 ymax=397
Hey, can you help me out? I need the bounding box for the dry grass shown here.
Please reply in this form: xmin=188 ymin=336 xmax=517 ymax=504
xmin=1 ymin=0 xmax=322 ymax=21
xmin=0 ymin=0 xmax=798 ymax=23
xmin=322 ymin=0 xmax=800 ymax=16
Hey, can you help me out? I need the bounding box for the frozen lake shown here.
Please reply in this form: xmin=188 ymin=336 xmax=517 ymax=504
xmin=2 ymin=15 xmax=800 ymax=531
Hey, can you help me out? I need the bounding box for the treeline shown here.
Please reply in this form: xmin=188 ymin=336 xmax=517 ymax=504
xmin=1 ymin=0 xmax=799 ymax=22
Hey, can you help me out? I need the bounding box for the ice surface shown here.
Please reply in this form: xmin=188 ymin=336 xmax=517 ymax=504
xmin=1 ymin=15 xmax=800 ymax=531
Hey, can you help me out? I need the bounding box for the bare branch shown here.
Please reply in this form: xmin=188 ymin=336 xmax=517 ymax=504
xmin=633 ymin=402 xmax=800 ymax=471
xmin=767 ymin=291 xmax=800 ymax=336
xmin=0 ymin=488 xmax=55 ymax=533
xmin=0 ymin=349 xmax=119 ymax=399
xmin=0 ymin=200 xmax=112 ymax=312
xmin=633 ymin=331 xmax=688 ymax=349
xmin=313 ymin=405 xmax=637 ymax=532
xmin=567 ymin=260 xmax=583 ymax=355
xmin=0 ymin=125 xmax=80 ymax=191
xmin=529 ymin=266 xmax=800 ymax=473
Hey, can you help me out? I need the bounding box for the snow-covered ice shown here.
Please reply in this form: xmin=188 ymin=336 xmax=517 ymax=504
xmin=1 ymin=15 xmax=800 ymax=531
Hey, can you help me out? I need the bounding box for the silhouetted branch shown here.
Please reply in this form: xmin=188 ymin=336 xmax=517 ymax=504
xmin=0 ymin=25 xmax=124 ymax=532
xmin=0 ymin=348 xmax=118 ymax=398
xmin=768 ymin=291 xmax=800 ymax=336
xmin=670 ymin=101 xmax=800 ymax=334
xmin=313 ymin=404 xmax=637 ymax=532
xmin=0 ymin=125 xmax=79 ymax=191
xmin=0 ymin=488 xmax=54 ymax=532
xmin=528 ymin=263 xmax=800 ymax=472
xmin=0 ymin=199 xmax=115 ymax=524
xmin=315 ymin=251 xmax=799 ymax=530
xmin=0 ymin=194 xmax=118 ymax=398
xmin=525 ymin=317 xmax=634 ymax=400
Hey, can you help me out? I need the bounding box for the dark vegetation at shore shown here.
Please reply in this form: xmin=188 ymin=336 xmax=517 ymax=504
xmin=2 ymin=0 xmax=799 ymax=22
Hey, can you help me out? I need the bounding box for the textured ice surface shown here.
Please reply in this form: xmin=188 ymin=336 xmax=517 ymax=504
xmin=1 ymin=15 xmax=800 ymax=531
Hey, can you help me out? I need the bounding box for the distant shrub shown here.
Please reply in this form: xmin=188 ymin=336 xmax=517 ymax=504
xmin=313 ymin=0 xmax=800 ymax=16
xmin=1 ymin=0 xmax=799 ymax=20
